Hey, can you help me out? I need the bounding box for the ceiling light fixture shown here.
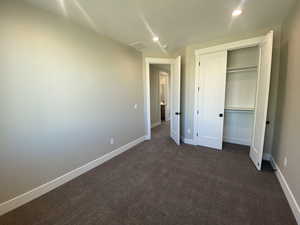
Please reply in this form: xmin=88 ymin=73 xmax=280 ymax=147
xmin=232 ymin=9 xmax=242 ymax=16
xmin=152 ymin=36 xmax=159 ymax=42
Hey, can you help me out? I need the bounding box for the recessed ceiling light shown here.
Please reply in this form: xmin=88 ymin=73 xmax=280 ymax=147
xmin=232 ymin=9 xmax=242 ymax=16
xmin=152 ymin=36 xmax=159 ymax=42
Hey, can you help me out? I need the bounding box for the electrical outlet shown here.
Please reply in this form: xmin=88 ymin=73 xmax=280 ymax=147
xmin=110 ymin=138 xmax=114 ymax=145
xmin=134 ymin=104 xmax=138 ymax=109
xmin=284 ymin=157 xmax=288 ymax=167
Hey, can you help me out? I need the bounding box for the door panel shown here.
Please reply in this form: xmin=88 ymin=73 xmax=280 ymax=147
xmin=197 ymin=51 xmax=227 ymax=150
xmin=250 ymin=31 xmax=273 ymax=170
xmin=170 ymin=56 xmax=181 ymax=145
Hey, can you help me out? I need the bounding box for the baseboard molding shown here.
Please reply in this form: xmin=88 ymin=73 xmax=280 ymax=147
xmin=223 ymin=137 xmax=251 ymax=146
xmin=0 ymin=136 xmax=146 ymax=216
xmin=181 ymin=137 xmax=196 ymax=145
xmin=271 ymin=157 xmax=300 ymax=224
xmin=151 ymin=121 xmax=161 ymax=128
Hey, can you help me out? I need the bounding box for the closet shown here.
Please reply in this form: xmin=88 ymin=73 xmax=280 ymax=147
xmin=223 ymin=46 xmax=259 ymax=146
xmin=194 ymin=31 xmax=273 ymax=170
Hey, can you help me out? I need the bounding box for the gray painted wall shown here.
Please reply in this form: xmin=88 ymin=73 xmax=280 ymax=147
xmin=0 ymin=0 xmax=144 ymax=203
xmin=273 ymin=0 xmax=300 ymax=210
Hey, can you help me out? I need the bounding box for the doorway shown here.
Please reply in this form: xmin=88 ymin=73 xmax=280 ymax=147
xmin=144 ymin=57 xmax=181 ymax=145
xmin=193 ymin=32 xmax=273 ymax=170
xmin=150 ymin=65 xmax=170 ymax=130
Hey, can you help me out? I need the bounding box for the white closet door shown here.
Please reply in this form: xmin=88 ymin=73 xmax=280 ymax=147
xmin=170 ymin=56 xmax=181 ymax=145
xmin=250 ymin=31 xmax=273 ymax=170
xmin=197 ymin=51 xmax=227 ymax=150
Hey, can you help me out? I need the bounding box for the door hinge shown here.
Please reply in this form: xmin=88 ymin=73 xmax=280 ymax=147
xmin=198 ymin=62 xmax=200 ymax=66
xmin=197 ymin=87 xmax=200 ymax=92
xmin=196 ymin=132 xmax=199 ymax=137
xmin=197 ymin=110 xmax=199 ymax=115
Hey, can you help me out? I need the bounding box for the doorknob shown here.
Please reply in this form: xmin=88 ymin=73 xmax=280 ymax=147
xmin=175 ymin=112 xmax=181 ymax=115
xmin=219 ymin=113 xmax=223 ymax=117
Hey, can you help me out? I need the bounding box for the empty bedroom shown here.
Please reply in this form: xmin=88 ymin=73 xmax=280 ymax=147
xmin=0 ymin=0 xmax=299 ymax=224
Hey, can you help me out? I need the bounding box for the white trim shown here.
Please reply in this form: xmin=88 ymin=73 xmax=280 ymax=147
xmin=181 ymin=138 xmax=195 ymax=145
xmin=223 ymin=137 xmax=251 ymax=146
xmin=195 ymin=36 xmax=264 ymax=55
xmin=144 ymin=57 xmax=174 ymax=140
xmin=193 ymin=35 xmax=266 ymax=148
xmin=145 ymin=58 xmax=173 ymax=64
xmin=0 ymin=136 xmax=146 ymax=216
xmin=193 ymin=53 xmax=200 ymax=145
xmin=272 ymin=158 xmax=300 ymax=224
xmin=151 ymin=121 xmax=161 ymax=128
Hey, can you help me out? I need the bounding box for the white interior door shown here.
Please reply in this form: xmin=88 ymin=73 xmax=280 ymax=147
xmin=250 ymin=31 xmax=273 ymax=170
xmin=197 ymin=51 xmax=227 ymax=150
xmin=170 ymin=56 xmax=181 ymax=145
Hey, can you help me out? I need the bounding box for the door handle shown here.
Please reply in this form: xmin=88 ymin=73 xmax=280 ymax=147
xmin=219 ymin=113 xmax=223 ymax=117
xmin=175 ymin=112 xmax=181 ymax=115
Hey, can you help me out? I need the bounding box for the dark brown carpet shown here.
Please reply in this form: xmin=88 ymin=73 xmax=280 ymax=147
xmin=0 ymin=122 xmax=297 ymax=225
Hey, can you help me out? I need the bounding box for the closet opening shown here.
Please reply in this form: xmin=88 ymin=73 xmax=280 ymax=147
xmin=194 ymin=32 xmax=274 ymax=170
xmin=223 ymin=46 xmax=259 ymax=148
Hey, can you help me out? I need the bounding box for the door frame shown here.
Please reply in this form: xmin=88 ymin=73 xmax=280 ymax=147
xmin=144 ymin=58 xmax=174 ymax=140
xmin=193 ymin=35 xmax=265 ymax=146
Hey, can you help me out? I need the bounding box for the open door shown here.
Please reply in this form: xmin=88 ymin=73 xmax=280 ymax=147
xmin=197 ymin=51 xmax=227 ymax=150
xmin=250 ymin=31 xmax=273 ymax=170
xmin=170 ymin=56 xmax=181 ymax=145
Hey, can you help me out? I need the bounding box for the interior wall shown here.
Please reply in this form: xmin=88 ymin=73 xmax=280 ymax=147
xmin=273 ymin=0 xmax=300 ymax=214
xmin=0 ymin=0 xmax=144 ymax=204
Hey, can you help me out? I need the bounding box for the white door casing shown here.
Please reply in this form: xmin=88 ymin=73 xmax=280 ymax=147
xmin=170 ymin=56 xmax=181 ymax=145
xmin=196 ymin=51 xmax=227 ymax=150
xmin=250 ymin=31 xmax=274 ymax=170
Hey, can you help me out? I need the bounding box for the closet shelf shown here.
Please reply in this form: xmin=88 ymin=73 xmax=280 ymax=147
xmin=225 ymin=107 xmax=255 ymax=112
xmin=227 ymin=65 xmax=257 ymax=74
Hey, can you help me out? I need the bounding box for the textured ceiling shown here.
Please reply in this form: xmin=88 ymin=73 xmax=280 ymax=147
xmin=24 ymin=0 xmax=295 ymax=55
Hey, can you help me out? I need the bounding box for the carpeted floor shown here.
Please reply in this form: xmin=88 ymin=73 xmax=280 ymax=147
xmin=0 ymin=122 xmax=297 ymax=225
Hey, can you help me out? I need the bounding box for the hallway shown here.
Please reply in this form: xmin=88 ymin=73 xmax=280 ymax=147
xmin=0 ymin=123 xmax=296 ymax=225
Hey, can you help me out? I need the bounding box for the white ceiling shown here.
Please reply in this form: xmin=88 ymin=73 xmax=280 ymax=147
xmin=24 ymin=0 xmax=295 ymax=55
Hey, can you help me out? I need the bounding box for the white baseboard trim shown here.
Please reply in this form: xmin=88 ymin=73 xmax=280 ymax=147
xmin=223 ymin=137 xmax=251 ymax=146
xmin=151 ymin=121 xmax=161 ymax=128
xmin=0 ymin=136 xmax=146 ymax=216
xmin=181 ymin=137 xmax=196 ymax=145
xmin=272 ymin=157 xmax=300 ymax=224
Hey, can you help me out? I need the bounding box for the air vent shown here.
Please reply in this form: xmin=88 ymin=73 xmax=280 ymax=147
xmin=129 ymin=41 xmax=146 ymax=51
